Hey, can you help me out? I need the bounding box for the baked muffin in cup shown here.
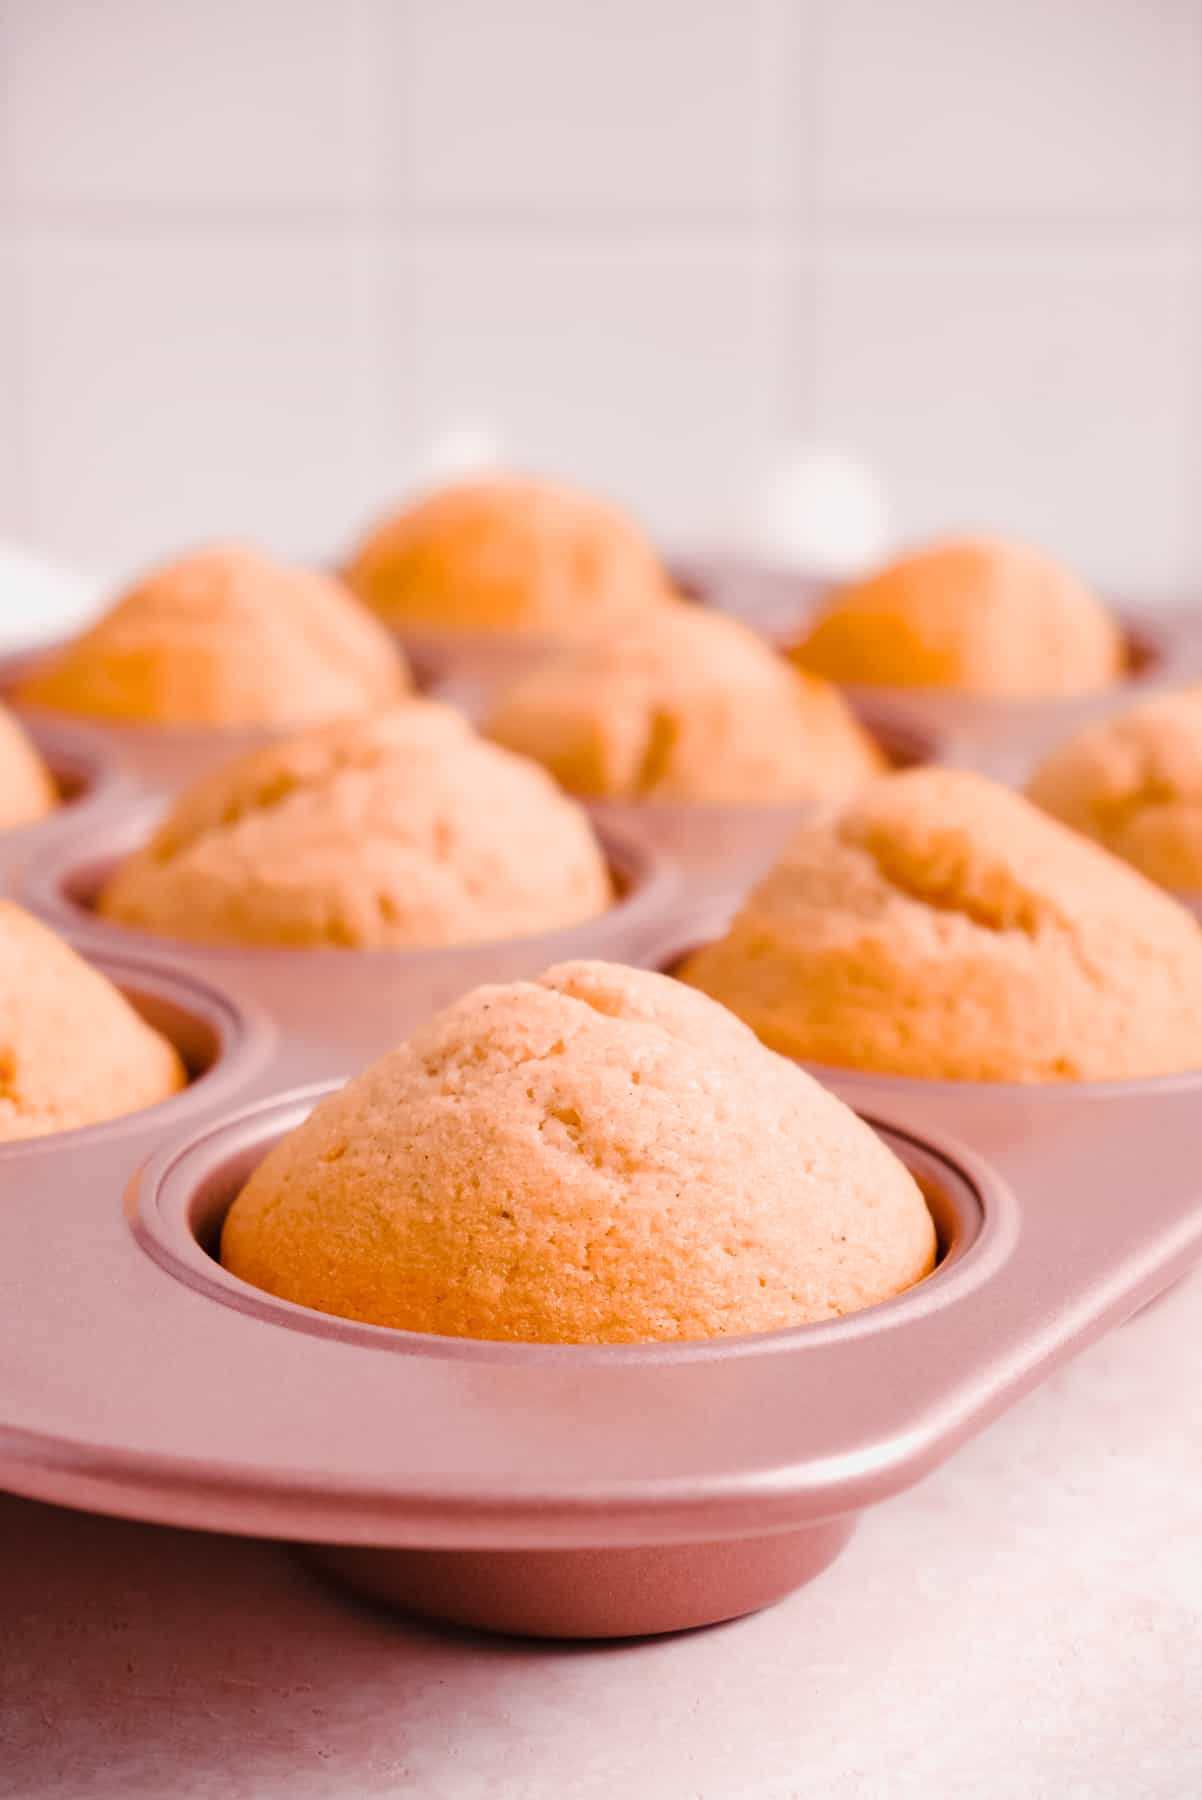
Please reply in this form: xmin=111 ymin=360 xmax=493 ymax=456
xmin=1026 ymin=686 xmax=1202 ymax=915
xmin=343 ymin=474 xmax=677 ymax=684
xmin=220 ymin=960 xmax=936 ymax=1343
xmin=0 ymin=703 xmax=56 ymax=831
xmin=482 ymin=601 xmax=885 ymax=897
xmin=31 ymin=703 xmax=673 ymax=1073
xmin=0 ymin=900 xmax=184 ymax=1141
xmin=784 ymin=536 xmax=1153 ymax=770
xmin=10 ymin=542 xmax=409 ymax=792
xmin=680 ymin=766 xmax=1202 ymax=1084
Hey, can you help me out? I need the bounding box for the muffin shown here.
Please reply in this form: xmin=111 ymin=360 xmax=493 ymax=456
xmin=1027 ymin=688 xmax=1202 ymax=893
xmin=0 ymin=902 xmax=185 ymax=1141
xmin=17 ymin=542 xmax=409 ymax=728
xmin=680 ymin=767 xmax=1202 ymax=1082
xmin=345 ymin=475 xmax=673 ymax=637
xmin=0 ymin=704 xmax=56 ymax=829
xmin=792 ymin=536 xmax=1124 ymax=698
xmin=485 ymin=602 xmax=884 ymax=803
xmin=221 ymin=960 xmax=936 ymax=1342
xmin=98 ymin=702 xmax=614 ymax=949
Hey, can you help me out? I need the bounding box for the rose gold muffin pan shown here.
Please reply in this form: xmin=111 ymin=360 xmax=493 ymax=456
xmin=4 ymin=605 xmax=1202 ymax=1643
xmin=2 ymin=924 xmax=1201 ymax=1641
xmin=673 ymin=558 xmax=1202 ymax=782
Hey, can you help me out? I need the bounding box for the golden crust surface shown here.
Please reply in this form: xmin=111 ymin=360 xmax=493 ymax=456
xmin=0 ymin=704 xmax=56 ymax=829
xmin=1027 ymin=687 xmax=1202 ymax=892
xmin=345 ymin=475 xmax=673 ymax=636
xmin=99 ymin=702 xmax=614 ymax=948
xmin=681 ymin=767 xmax=1202 ymax=1081
xmin=221 ymin=959 xmax=935 ymax=1343
xmin=792 ymin=537 xmax=1124 ymax=698
xmin=485 ymin=602 xmax=885 ymax=802
xmin=0 ymin=902 xmax=185 ymax=1141
xmin=18 ymin=542 xmax=409 ymax=727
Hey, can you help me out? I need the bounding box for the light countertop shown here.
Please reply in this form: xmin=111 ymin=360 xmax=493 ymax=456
xmin=4 ymin=1267 xmax=1201 ymax=1799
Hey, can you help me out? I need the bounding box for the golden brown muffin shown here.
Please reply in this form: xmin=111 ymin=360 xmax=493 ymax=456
xmin=680 ymin=767 xmax=1202 ymax=1082
xmin=485 ymin=601 xmax=884 ymax=804
xmin=1027 ymin=687 xmax=1202 ymax=892
xmin=99 ymin=702 xmax=613 ymax=949
xmin=17 ymin=542 xmax=409 ymax=728
xmin=0 ymin=902 xmax=185 ymax=1141
xmin=221 ymin=959 xmax=935 ymax=1342
xmin=792 ymin=536 xmax=1124 ymax=698
xmin=0 ymin=704 xmax=56 ymax=829
xmin=345 ymin=474 xmax=674 ymax=636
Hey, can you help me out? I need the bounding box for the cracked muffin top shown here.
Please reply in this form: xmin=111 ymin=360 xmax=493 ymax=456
xmin=220 ymin=959 xmax=935 ymax=1342
xmin=17 ymin=542 xmax=409 ymax=728
xmin=791 ymin=536 xmax=1124 ymax=698
xmin=0 ymin=704 xmax=56 ymax=830
xmin=98 ymin=702 xmax=614 ymax=949
xmin=0 ymin=902 xmax=185 ymax=1142
xmin=680 ymin=767 xmax=1202 ymax=1081
xmin=344 ymin=474 xmax=674 ymax=637
xmin=484 ymin=601 xmax=884 ymax=803
xmin=1026 ymin=687 xmax=1202 ymax=893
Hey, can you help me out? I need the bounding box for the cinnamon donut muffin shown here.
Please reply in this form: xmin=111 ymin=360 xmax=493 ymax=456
xmin=792 ymin=537 xmax=1124 ymax=698
xmin=221 ymin=960 xmax=936 ymax=1343
xmin=1027 ymin=688 xmax=1202 ymax=892
xmin=0 ymin=704 xmax=56 ymax=829
xmin=99 ymin=703 xmax=613 ymax=949
xmin=485 ymin=602 xmax=884 ymax=803
xmin=17 ymin=542 xmax=408 ymax=727
xmin=345 ymin=475 xmax=673 ymax=637
xmin=0 ymin=902 xmax=184 ymax=1141
xmin=680 ymin=767 xmax=1202 ymax=1082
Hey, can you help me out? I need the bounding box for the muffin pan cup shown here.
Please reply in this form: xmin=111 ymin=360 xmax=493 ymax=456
xmin=1 ymin=1061 xmax=1200 ymax=1639
xmin=395 ymin=626 xmax=589 ymax=692
xmin=0 ymin=644 xmax=333 ymax=796
xmin=0 ymin=716 xmax=137 ymax=896
xmin=19 ymin=799 xmax=678 ymax=1083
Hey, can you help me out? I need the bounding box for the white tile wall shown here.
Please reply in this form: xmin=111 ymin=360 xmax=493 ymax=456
xmin=0 ymin=0 xmax=1200 ymax=599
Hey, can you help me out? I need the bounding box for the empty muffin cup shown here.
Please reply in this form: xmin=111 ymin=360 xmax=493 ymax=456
xmin=120 ymin=1082 xmax=986 ymax=1636
xmin=0 ymin=718 xmax=134 ymax=894
xmin=22 ymin=803 xmax=678 ymax=1080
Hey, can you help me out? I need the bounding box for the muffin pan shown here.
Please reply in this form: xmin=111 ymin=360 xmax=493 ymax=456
xmin=3 ymin=1033 xmax=1201 ymax=1639
xmin=4 ymin=602 xmax=1202 ymax=1644
xmin=20 ymin=799 xmax=676 ymax=1083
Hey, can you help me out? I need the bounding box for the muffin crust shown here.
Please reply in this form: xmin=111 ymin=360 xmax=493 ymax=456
xmin=792 ymin=537 xmax=1123 ymax=698
xmin=0 ymin=902 xmax=185 ymax=1141
xmin=100 ymin=703 xmax=614 ymax=948
xmin=486 ymin=602 xmax=884 ymax=803
xmin=222 ymin=960 xmax=935 ymax=1342
xmin=18 ymin=542 xmax=409 ymax=728
xmin=681 ymin=767 xmax=1202 ymax=1081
